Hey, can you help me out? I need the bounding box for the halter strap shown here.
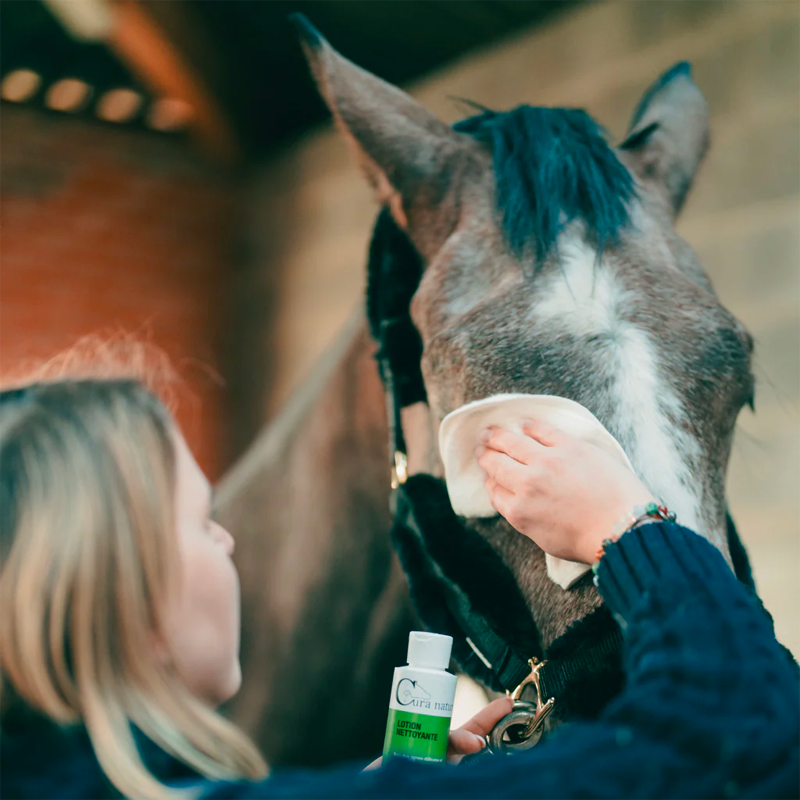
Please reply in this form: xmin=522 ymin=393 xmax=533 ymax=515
xmin=377 ymin=311 xmax=625 ymax=707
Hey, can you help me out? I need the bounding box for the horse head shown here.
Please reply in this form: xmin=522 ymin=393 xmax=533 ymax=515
xmin=294 ymin=18 xmax=755 ymax=652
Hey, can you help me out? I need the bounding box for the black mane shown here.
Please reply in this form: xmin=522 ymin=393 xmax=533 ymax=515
xmin=455 ymin=106 xmax=635 ymax=263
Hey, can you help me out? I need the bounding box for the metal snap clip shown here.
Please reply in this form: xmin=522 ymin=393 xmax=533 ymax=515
xmin=488 ymin=658 xmax=556 ymax=754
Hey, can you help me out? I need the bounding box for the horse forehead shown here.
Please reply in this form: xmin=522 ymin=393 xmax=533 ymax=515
xmin=426 ymin=236 xmax=705 ymax=343
xmin=416 ymin=214 xmax=745 ymax=374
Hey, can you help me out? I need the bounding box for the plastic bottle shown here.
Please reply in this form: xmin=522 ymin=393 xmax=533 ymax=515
xmin=382 ymin=631 xmax=457 ymax=763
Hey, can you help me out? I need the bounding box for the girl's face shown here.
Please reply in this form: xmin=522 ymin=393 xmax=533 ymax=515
xmin=160 ymin=431 xmax=241 ymax=706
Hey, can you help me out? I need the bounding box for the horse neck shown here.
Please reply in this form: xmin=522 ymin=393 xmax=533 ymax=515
xmin=215 ymin=310 xmax=414 ymax=765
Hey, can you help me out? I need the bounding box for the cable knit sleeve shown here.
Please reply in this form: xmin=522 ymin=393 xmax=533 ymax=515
xmin=590 ymin=522 xmax=799 ymax=797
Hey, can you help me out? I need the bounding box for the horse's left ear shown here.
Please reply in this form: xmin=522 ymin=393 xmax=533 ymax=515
xmin=620 ymin=62 xmax=709 ymax=216
xmin=292 ymin=15 xmax=469 ymax=238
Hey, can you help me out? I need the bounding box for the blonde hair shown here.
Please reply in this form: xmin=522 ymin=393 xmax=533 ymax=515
xmin=0 ymin=339 xmax=267 ymax=798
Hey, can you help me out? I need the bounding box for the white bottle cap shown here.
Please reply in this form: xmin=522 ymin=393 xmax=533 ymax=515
xmin=407 ymin=631 xmax=453 ymax=670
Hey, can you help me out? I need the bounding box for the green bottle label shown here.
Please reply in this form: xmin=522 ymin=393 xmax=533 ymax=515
xmin=382 ymin=708 xmax=451 ymax=762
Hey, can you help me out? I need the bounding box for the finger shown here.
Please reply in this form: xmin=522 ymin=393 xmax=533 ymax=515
xmin=446 ymin=729 xmax=486 ymax=759
xmin=481 ymin=427 xmax=545 ymax=465
xmin=521 ymin=418 xmax=563 ymax=447
xmin=485 ymin=477 xmax=516 ymax=518
xmin=477 ymin=449 xmax=528 ymax=490
xmin=456 ymin=697 xmax=514 ymax=739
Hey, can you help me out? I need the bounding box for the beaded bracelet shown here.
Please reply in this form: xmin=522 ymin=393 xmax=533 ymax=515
xmin=591 ymin=501 xmax=677 ymax=576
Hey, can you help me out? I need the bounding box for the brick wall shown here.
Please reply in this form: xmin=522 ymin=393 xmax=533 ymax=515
xmin=240 ymin=0 xmax=799 ymax=653
xmin=0 ymin=107 xmax=236 ymax=479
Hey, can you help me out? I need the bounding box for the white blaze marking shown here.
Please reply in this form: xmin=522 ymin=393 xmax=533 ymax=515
xmin=610 ymin=327 xmax=708 ymax=543
xmin=532 ymin=236 xmax=724 ymax=552
xmin=533 ymin=238 xmax=626 ymax=334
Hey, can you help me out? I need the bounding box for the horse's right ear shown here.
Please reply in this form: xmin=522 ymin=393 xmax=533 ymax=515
xmin=291 ymin=15 xmax=468 ymax=238
xmin=620 ymin=62 xmax=709 ymax=217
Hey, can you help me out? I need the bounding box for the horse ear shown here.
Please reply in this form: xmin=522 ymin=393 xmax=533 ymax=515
xmin=620 ymin=62 xmax=709 ymax=216
xmin=291 ymin=15 xmax=466 ymax=232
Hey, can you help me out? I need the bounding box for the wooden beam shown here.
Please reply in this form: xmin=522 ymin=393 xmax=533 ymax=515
xmin=107 ymin=0 xmax=239 ymax=163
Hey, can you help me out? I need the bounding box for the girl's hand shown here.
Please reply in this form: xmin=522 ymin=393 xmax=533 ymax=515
xmin=364 ymin=697 xmax=512 ymax=770
xmin=446 ymin=697 xmax=512 ymax=763
xmin=477 ymin=420 xmax=655 ymax=565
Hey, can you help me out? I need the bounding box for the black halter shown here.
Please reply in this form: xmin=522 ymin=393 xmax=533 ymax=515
xmin=366 ymin=207 xmax=757 ymax=718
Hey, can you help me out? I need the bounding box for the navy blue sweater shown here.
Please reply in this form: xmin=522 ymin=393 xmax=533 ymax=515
xmin=3 ymin=523 xmax=798 ymax=799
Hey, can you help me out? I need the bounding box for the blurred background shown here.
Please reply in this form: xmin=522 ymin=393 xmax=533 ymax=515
xmin=1 ymin=0 xmax=798 ymax=655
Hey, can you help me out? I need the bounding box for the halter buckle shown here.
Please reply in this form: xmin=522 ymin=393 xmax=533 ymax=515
xmin=391 ymin=451 xmax=408 ymax=489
